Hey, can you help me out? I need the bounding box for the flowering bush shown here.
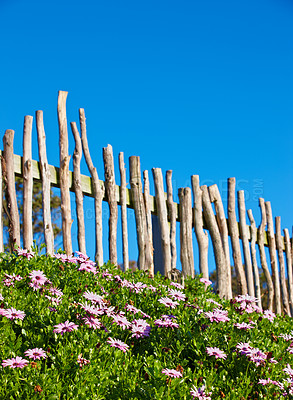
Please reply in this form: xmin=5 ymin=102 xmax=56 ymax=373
xmin=0 ymin=249 xmax=293 ymax=399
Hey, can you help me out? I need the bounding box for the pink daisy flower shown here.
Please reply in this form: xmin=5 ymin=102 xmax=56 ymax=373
xmin=131 ymin=319 xmax=151 ymax=338
xmin=111 ymin=314 xmax=131 ymax=330
xmin=83 ymin=316 xmax=102 ymax=330
xmin=168 ymin=289 xmax=186 ymax=301
xmin=200 ymin=278 xmax=212 ymax=288
xmin=158 ymin=297 xmax=179 ymax=309
xmin=3 ymin=308 xmax=26 ymax=320
xmin=29 ymin=270 xmax=47 ymax=285
xmin=53 ymin=321 xmax=78 ymax=334
xmin=24 ymin=348 xmax=47 ymax=360
xmin=161 ymin=368 xmax=183 ymax=378
xmin=107 ymin=337 xmax=129 ymax=352
xmin=2 ymin=356 xmax=29 ymax=368
xmin=190 ymin=384 xmax=212 ymax=400
xmin=206 ymin=347 xmax=227 ymax=359
xmin=83 ymin=291 xmax=104 ymax=304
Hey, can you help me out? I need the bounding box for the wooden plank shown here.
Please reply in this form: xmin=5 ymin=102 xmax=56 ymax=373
xmin=191 ymin=175 xmax=209 ymax=279
xmin=57 ymin=91 xmax=72 ymax=255
xmin=36 ymin=111 xmax=54 ymax=255
xmin=227 ymin=178 xmax=247 ymax=295
xmin=103 ymin=144 xmax=118 ymax=266
xmin=1 ymin=150 xmax=288 ymax=251
xmin=119 ymin=152 xmax=129 ymax=271
xmin=79 ymin=108 xmax=104 ymax=265
xmin=276 ymin=217 xmax=291 ymax=316
xmin=3 ymin=130 xmax=20 ymax=249
xmin=265 ymin=201 xmax=281 ymax=314
xmin=22 ymin=115 xmax=33 ymax=251
xmin=70 ymin=121 xmax=86 ymax=255
xmin=238 ymin=190 xmax=255 ymax=297
xmin=178 ymin=187 xmax=194 ymax=278
xmin=258 ymin=198 xmax=274 ymax=310
xmin=209 ymin=184 xmax=232 ymax=299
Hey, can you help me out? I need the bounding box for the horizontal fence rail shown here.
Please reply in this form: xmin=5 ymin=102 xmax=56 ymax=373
xmin=0 ymin=90 xmax=292 ymax=317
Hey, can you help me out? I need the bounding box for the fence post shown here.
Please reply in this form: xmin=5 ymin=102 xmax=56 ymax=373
xmin=3 ymin=130 xmax=20 ymax=249
xmin=266 ymin=201 xmax=281 ymax=314
xmin=178 ymin=188 xmax=194 ymax=278
xmin=103 ymin=144 xmax=118 ymax=266
xmin=70 ymin=121 xmax=86 ymax=256
xmin=57 ymin=91 xmax=72 ymax=256
xmin=23 ymin=115 xmax=33 ymax=251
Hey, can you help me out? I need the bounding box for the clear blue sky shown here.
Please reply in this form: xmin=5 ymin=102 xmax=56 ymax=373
xmin=1 ymin=0 xmax=292 ymax=271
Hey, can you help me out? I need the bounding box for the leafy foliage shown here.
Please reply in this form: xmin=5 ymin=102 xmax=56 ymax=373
xmin=0 ymin=249 xmax=292 ymax=399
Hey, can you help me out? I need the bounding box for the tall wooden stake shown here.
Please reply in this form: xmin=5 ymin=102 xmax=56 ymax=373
xmin=227 ymin=178 xmax=247 ymax=295
xmin=70 ymin=121 xmax=86 ymax=255
xmin=284 ymin=228 xmax=293 ymax=316
xmin=201 ymin=185 xmax=227 ymax=298
xmin=265 ymin=201 xmax=281 ymax=314
xmin=166 ymin=170 xmax=177 ymax=271
xmin=143 ymin=170 xmax=154 ymax=276
xmin=258 ymin=198 xmax=274 ymax=310
xmin=119 ymin=152 xmax=129 ymax=271
xmin=103 ymin=144 xmax=118 ymax=265
xmin=22 ymin=115 xmax=33 ymax=251
xmin=3 ymin=130 xmax=20 ymax=249
xmin=79 ymin=108 xmax=104 ymax=265
xmin=36 ymin=111 xmax=54 ymax=255
xmin=191 ymin=175 xmax=209 ymax=280
xmin=57 ymin=91 xmax=72 ymax=255
xmin=238 ymin=190 xmax=255 ymax=297
xmin=178 ymin=187 xmax=194 ymax=278
xmin=276 ymin=217 xmax=291 ymax=316
xmin=247 ymin=209 xmax=262 ymax=308
xmin=209 ymin=184 xmax=232 ymax=299
xmin=152 ymin=168 xmax=172 ymax=277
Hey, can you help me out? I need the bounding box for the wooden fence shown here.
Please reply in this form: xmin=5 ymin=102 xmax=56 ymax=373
xmin=0 ymin=91 xmax=292 ymax=316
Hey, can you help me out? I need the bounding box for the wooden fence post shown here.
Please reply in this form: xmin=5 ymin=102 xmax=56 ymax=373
xmin=79 ymin=108 xmax=104 ymax=265
xmin=227 ymin=178 xmax=247 ymax=295
xmin=143 ymin=170 xmax=154 ymax=276
xmin=284 ymin=228 xmax=293 ymax=316
xmin=166 ymin=170 xmax=177 ymax=272
xmin=201 ymin=185 xmax=227 ymax=298
xmin=57 ymin=91 xmax=72 ymax=255
xmin=152 ymin=168 xmax=172 ymax=277
xmin=103 ymin=144 xmax=118 ymax=266
xmin=209 ymin=184 xmax=232 ymax=299
xmin=178 ymin=187 xmax=194 ymax=278
xmin=0 ymin=154 xmax=3 ymax=253
xmin=3 ymin=130 xmax=20 ymax=249
xmin=247 ymin=209 xmax=262 ymax=308
xmin=36 ymin=111 xmax=54 ymax=255
xmin=119 ymin=152 xmax=129 ymax=271
xmin=129 ymin=156 xmax=148 ymax=271
xmin=191 ymin=175 xmax=209 ymax=280
xmin=276 ymin=217 xmax=291 ymax=316
xmin=70 ymin=121 xmax=86 ymax=255
xmin=258 ymin=198 xmax=274 ymax=310
xmin=265 ymin=201 xmax=281 ymax=314
xmin=22 ymin=115 xmax=33 ymax=251
xmin=238 ymin=190 xmax=255 ymax=297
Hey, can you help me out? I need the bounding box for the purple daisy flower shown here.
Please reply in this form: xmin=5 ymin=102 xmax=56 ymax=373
xmin=53 ymin=321 xmax=78 ymax=334
xmin=107 ymin=337 xmax=129 ymax=352
xmin=24 ymin=348 xmax=47 ymax=360
xmin=161 ymin=368 xmax=183 ymax=378
xmin=2 ymin=356 xmax=29 ymax=368
xmin=206 ymin=347 xmax=227 ymax=359
xmin=3 ymin=308 xmax=26 ymax=320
